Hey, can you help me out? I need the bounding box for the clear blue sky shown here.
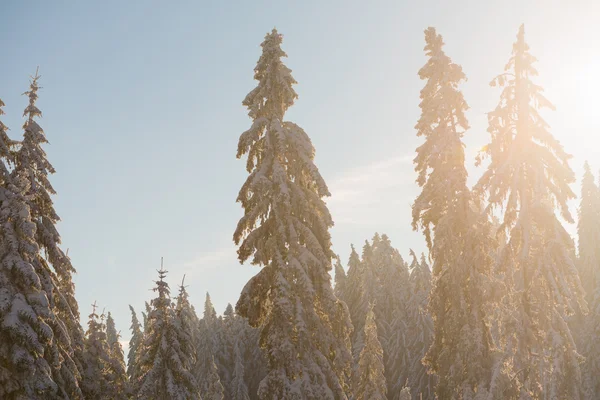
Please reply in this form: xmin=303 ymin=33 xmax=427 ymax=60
xmin=1 ymin=1 xmax=599 ymax=347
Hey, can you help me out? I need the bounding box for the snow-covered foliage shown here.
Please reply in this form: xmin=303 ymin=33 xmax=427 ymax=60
xmin=13 ymin=72 xmax=87 ymax=382
xmin=476 ymin=24 xmax=586 ymax=399
xmin=135 ymin=267 xmax=199 ymax=400
xmin=0 ymin=81 xmax=83 ymax=400
xmin=353 ymin=305 xmax=387 ymax=400
xmin=233 ymin=28 xmax=352 ymax=400
xmin=413 ymin=27 xmax=497 ymax=399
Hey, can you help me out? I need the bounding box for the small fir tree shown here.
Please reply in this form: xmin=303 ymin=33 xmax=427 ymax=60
xmin=135 ymin=265 xmax=199 ymax=399
xmin=353 ymin=305 xmax=387 ymax=400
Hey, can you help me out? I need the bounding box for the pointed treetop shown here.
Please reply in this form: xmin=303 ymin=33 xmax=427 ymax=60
xmin=91 ymin=300 xmax=98 ymax=316
xmin=242 ymin=28 xmax=298 ymax=122
xmin=23 ymin=67 xmax=42 ymax=122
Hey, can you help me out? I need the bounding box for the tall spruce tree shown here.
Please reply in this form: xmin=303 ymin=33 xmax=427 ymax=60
xmin=233 ymin=28 xmax=352 ymax=399
xmin=353 ymin=305 xmax=387 ymax=400
xmin=476 ymin=25 xmax=586 ymax=398
xmin=413 ymin=28 xmax=496 ymax=399
xmin=135 ymin=266 xmax=199 ymax=399
xmin=127 ymin=305 xmax=143 ymax=381
xmin=0 ymin=84 xmax=83 ymax=399
xmin=13 ymin=71 xmax=86 ymax=382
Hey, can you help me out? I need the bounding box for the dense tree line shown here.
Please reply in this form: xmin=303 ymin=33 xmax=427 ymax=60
xmin=1 ymin=25 xmax=599 ymax=400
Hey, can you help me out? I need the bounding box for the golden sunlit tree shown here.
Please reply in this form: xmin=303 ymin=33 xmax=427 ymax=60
xmin=476 ymin=24 xmax=586 ymax=399
xmin=233 ymin=28 xmax=352 ymax=400
xmin=412 ymin=27 xmax=497 ymax=399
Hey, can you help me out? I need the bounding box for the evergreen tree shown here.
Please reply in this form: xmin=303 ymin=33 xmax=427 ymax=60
xmin=344 ymin=244 xmax=366 ymax=361
xmin=196 ymin=292 xmax=224 ymax=400
xmin=175 ymin=277 xmax=200 ymax=351
xmin=371 ymin=234 xmax=410 ymax=399
xmin=13 ymin=70 xmax=86 ymax=383
xmin=217 ymin=304 xmax=236 ymax=398
xmin=234 ymin=28 xmax=352 ymax=399
xmin=476 ymin=25 xmax=586 ymax=398
xmin=127 ymin=305 xmax=143 ymax=381
xmin=0 ymin=87 xmax=83 ymax=399
xmin=135 ymin=266 xmax=199 ymax=399
xmin=230 ymin=339 xmax=251 ymax=400
xmin=353 ymin=305 xmax=387 ymax=400
xmin=106 ymin=312 xmax=118 ymax=347
xmin=81 ymin=303 xmax=113 ymax=399
xmin=406 ymin=252 xmax=435 ymax=399
xmin=413 ymin=28 xmax=496 ymax=399
xmin=104 ymin=312 xmax=128 ymax=399
xmin=577 ymin=163 xmax=600 ymax=399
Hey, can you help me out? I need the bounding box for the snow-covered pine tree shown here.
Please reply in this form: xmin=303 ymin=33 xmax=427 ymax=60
xmin=349 ymin=240 xmax=378 ymax=363
xmin=230 ymin=338 xmax=251 ymax=400
xmin=0 ymin=90 xmax=83 ymax=400
xmin=12 ymin=71 xmax=86 ymax=383
xmin=106 ymin=312 xmax=118 ymax=347
xmin=475 ymin=24 xmax=586 ymax=399
xmin=127 ymin=305 xmax=143 ymax=381
xmin=196 ymin=292 xmax=225 ymax=400
xmin=577 ymin=163 xmax=600 ymax=399
xmin=412 ymin=28 xmax=496 ymax=399
xmin=175 ymin=277 xmax=200 ymax=354
xmin=406 ymin=251 xmax=435 ymax=400
xmin=353 ymin=304 xmax=387 ymax=400
xmin=343 ymin=244 xmax=366 ymax=361
xmin=234 ymin=28 xmax=352 ymax=400
xmin=371 ymin=234 xmax=410 ymax=399
xmin=135 ymin=265 xmax=199 ymax=400
xmin=216 ymin=304 xmax=236 ymax=399
xmin=81 ymin=303 xmax=113 ymax=399
xmin=104 ymin=312 xmax=128 ymax=399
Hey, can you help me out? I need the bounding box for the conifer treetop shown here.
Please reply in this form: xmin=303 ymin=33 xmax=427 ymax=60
xmin=242 ymin=28 xmax=298 ymax=123
xmin=412 ymin=27 xmax=470 ymax=252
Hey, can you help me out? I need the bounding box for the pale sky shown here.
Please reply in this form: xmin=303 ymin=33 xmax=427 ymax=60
xmin=1 ymin=1 xmax=599 ymax=349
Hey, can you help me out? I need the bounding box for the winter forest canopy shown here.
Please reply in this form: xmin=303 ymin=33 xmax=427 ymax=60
xmin=1 ymin=18 xmax=600 ymax=400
